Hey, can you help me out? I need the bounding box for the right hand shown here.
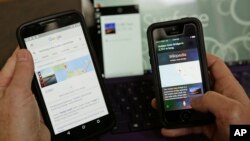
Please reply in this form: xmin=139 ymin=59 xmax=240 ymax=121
xmin=152 ymin=54 xmax=250 ymax=141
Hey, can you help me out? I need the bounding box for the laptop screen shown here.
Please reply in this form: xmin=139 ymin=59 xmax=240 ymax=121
xmin=97 ymin=5 xmax=144 ymax=78
xmin=83 ymin=0 xmax=250 ymax=78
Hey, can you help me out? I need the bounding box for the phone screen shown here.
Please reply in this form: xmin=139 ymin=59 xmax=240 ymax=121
xmin=24 ymin=23 xmax=109 ymax=135
xmin=153 ymin=24 xmax=204 ymax=111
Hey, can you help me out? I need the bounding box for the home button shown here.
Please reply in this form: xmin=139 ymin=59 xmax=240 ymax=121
xmin=180 ymin=110 xmax=191 ymax=122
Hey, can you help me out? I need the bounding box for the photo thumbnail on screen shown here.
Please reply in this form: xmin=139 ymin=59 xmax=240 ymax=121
xmin=37 ymin=55 xmax=94 ymax=88
xmin=105 ymin=23 xmax=116 ymax=34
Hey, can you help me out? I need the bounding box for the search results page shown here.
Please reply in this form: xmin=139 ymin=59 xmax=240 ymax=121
xmin=156 ymin=36 xmax=203 ymax=111
xmin=101 ymin=12 xmax=143 ymax=78
xmin=24 ymin=23 xmax=108 ymax=134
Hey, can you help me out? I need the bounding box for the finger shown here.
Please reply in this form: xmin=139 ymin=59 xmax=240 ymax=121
xmin=161 ymin=127 xmax=202 ymax=137
xmin=191 ymin=91 xmax=238 ymax=116
xmin=39 ymin=124 xmax=51 ymax=141
xmin=151 ymin=98 xmax=157 ymax=109
xmin=0 ymin=47 xmax=19 ymax=88
xmin=7 ymin=49 xmax=34 ymax=98
xmin=206 ymin=54 xmax=248 ymax=103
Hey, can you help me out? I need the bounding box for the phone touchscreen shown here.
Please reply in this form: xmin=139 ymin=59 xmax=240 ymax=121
xmin=153 ymin=24 xmax=205 ymax=111
xmin=24 ymin=23 xmax=109 ymax=135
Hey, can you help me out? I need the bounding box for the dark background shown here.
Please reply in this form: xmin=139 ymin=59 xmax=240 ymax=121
xmin=0 ymin=0 xmax=81 ymax=68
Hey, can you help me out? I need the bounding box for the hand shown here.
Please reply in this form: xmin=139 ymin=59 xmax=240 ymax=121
xmin=151 ymin=54 xmax=250 ymax=141
xmin=0 ymin=48 xmax=50 ymax=141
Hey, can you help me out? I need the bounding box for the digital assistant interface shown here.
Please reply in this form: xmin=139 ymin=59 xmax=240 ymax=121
xmin=156 ymin=34 xmax=204 ymax=111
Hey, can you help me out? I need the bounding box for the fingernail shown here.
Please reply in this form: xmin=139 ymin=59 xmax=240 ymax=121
xmin=16 ymin=50 xmax=28 ymax=62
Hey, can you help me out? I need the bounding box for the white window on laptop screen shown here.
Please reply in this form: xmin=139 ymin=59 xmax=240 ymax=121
xmin=100 ymin=13 xmax=143 ymax=78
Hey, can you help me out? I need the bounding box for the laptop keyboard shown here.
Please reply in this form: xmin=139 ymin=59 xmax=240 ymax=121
xmin=228 ymin=61 xmax=250 ymax=96
xmin=105 ymin=76 xmax=162 ymax=134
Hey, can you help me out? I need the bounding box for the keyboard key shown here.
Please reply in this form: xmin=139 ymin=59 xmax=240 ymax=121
xmin=146 ymin=112 xmax=153 ymax=119
xmin=112 ymin=122 xmax=130 ymax=134
xmin=145 ymin=111 xmax=158 ymax=120
xmin=127 ymin=87 xmax=134 ymax=95
xmin=120 ymin=104 xmax=132 ymax=113
xmin=129 ymin=121 xmax=143 ymax=131
xmin=117 ymin=96 xmax=128 ymax=104
xmin=143 ymin=121 xmax=154 ymax=129
xmin=130 ymin=113 xmax=142 ymax=121
xmin=133 ymin=103 xmax=145 ymax=112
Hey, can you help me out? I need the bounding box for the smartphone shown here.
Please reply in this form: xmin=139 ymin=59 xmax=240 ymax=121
xmin=16 ymin=10 xmax=114 ymax=140
xmin=147 ymin=18 xmax=214 ymax=128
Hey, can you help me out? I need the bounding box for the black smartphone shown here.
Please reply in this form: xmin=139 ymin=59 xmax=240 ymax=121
xmin=147 ymin=18 xmax=214 ymax=128
xmin=16 ymin=10 xmax=114 ymax=141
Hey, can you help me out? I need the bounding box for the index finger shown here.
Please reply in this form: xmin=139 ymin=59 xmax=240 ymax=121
xmin=206 ymin=54 xmax=248 ymax=103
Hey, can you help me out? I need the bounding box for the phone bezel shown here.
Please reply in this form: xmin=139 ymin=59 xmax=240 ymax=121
xmin=147 ymin=18 xmax=214 ymax=128
xmin=16 ymin=10 xmax=114 ymax=141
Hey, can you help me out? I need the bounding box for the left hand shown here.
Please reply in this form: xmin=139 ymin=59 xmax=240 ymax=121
xmin=0 ymin=48 xmax=50 ymax=141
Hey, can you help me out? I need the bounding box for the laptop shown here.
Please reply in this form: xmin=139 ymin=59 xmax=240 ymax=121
xmin=81 ymin=0 xmax=250 ymax=140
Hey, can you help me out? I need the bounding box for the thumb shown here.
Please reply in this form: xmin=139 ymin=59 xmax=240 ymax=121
xmin=7 ymin=49 xmax=34 ymax=98
xmin=191 ymin=91 xmax=234 ymax=116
